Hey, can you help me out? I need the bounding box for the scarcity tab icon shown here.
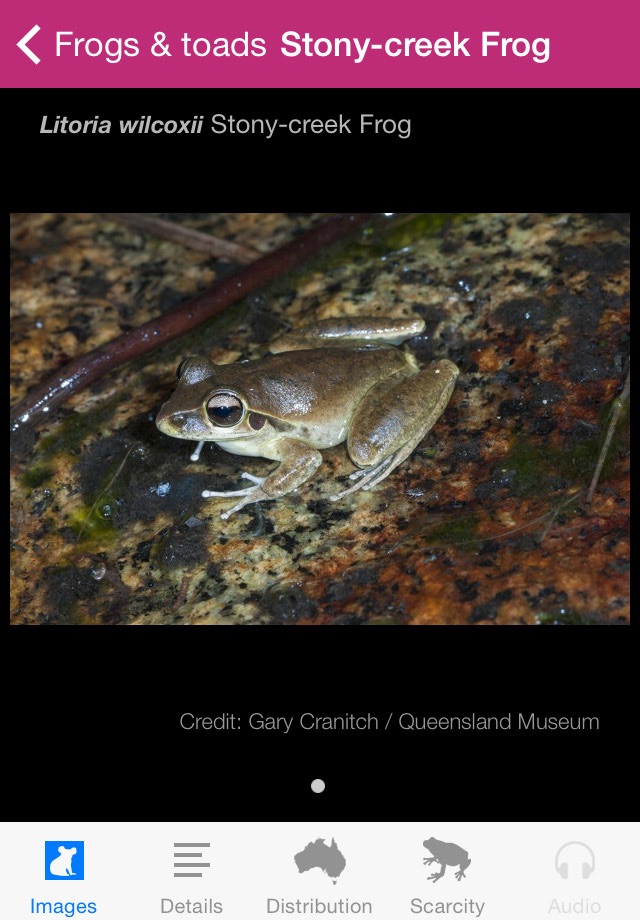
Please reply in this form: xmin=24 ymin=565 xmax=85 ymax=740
xmin=423 ymin=837 xmax=471 ymax=882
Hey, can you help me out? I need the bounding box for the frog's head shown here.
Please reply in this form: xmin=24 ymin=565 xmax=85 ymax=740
xmin=156 ymin=356 xmax=269 ymax=442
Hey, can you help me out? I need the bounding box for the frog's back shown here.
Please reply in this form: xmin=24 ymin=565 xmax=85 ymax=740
xmin=210 ymin=346 xmax=415 ymax=422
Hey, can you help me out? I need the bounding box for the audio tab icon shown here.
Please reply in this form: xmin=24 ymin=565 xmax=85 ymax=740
xmin=555 ymin=842 xmax=595 ymax=879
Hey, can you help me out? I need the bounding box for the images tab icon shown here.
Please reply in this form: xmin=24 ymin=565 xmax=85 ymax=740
xmin=45 ymin=841 xmax=84 ymax=880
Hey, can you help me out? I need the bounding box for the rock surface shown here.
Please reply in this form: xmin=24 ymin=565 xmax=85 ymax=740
xmin=10 ymin=212 xmax=629 ymax=625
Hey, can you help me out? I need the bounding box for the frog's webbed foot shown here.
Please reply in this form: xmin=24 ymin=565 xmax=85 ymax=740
xmin=202 ymin=472 xmax=268 ymax=519
xmin=423 ymin=857 xmax=437 ymax=866
xmin=330 ymin=455 xmax=397 ymax=501
xmin=455 ymin=868 xmax=467 ymax=881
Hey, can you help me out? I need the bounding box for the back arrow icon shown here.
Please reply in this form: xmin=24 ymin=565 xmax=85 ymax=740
xmin=18 ymin=24 xmax=41 ymax=65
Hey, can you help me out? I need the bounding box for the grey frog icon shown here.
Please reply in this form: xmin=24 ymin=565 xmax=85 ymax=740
xmin=423 ymin=837 xmax=471 ymax=882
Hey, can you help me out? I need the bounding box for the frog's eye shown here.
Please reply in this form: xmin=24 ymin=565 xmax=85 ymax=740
xmin=206 ymin=393 xmax=244 ymax=427
xmin=176 ymin=359 xmax=188 ymax=379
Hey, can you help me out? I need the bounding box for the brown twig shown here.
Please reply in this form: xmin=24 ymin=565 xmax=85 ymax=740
xmin=105 ymin=213 xmax=261 ymax=263
xmin=584 ymin=367 xmax=630 ymax=505
xmin=11 ymin=213 xmax=374 ymax=435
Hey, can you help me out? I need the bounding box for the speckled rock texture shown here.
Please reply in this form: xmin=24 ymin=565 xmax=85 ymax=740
xmin=10 ymin=213 xmax=629 ymax=625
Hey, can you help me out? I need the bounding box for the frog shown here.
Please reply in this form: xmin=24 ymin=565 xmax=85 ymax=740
xmin=423 ymin=837 xmax=471 ymax=882
xmin=156 ymin=317 xmax=459 ymax=518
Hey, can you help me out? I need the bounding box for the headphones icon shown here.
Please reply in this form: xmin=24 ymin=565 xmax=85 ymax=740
xmin=555 ymin=841 xmax=595 ymax=879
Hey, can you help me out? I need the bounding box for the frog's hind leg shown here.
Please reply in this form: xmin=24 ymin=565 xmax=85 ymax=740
xmin=331 ymin=359 xmax=459 ymax=501
xmin=270 ymin=316 xmax=426 ymax=353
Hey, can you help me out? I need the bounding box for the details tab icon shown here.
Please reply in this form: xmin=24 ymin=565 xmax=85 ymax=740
xmin=173 ymin=841 xmax=211 ymax=877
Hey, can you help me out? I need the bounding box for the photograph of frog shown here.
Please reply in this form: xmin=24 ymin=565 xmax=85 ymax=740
xmin=156 ymin=318 xmax=459 ymax=518
xmin=10 ymin=213 xmax=629 ymax=625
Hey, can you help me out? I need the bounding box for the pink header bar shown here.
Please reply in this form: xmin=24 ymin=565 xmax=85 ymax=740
xmin=3 ymin=0 xmax=639 ymax=88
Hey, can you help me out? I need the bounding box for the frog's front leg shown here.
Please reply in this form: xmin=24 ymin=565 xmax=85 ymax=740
xmin=332 ymin=359 xmax=459 ymax=501
xmin=202 ymin=439 xmax=322 ymax=518
xmin=455 ymin=857 xmax=471 ymax=880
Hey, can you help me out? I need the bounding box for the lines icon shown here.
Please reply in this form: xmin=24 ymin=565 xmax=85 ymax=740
xmin=173 ymin=841 xmax=211 ymax=877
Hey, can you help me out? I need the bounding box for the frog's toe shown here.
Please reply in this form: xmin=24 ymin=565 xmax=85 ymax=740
xmin=202 ymin=485 xmax=257 ymax=500
xmin=219 ymin=493 xmax=259 ymax=519
xmin=330 ymin=456 xmax=397 ymax=501
xmin=239 ymin=472 xmax=267 ymax=487
xmin=202 ymin=471 xmax=267 ymax=499
xmin=202 ymin=472 xmax=269 ymax=517
xmin=190 ymin=440 xmax=206 ymax=462
xmin=347 ymin=468 xmax=371 ymax=482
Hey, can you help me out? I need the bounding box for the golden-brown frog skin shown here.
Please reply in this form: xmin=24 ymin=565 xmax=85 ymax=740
xmin=156 ymin=317 xmax=459 ymax=518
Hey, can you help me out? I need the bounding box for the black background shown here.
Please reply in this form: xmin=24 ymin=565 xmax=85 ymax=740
xmin=8 ymin=87 xmax=631 ymax=824
xmin=8 ymin=88 xmax=633 ymax=210
xmin=9 ymin=623 xmax=628 ymax=821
